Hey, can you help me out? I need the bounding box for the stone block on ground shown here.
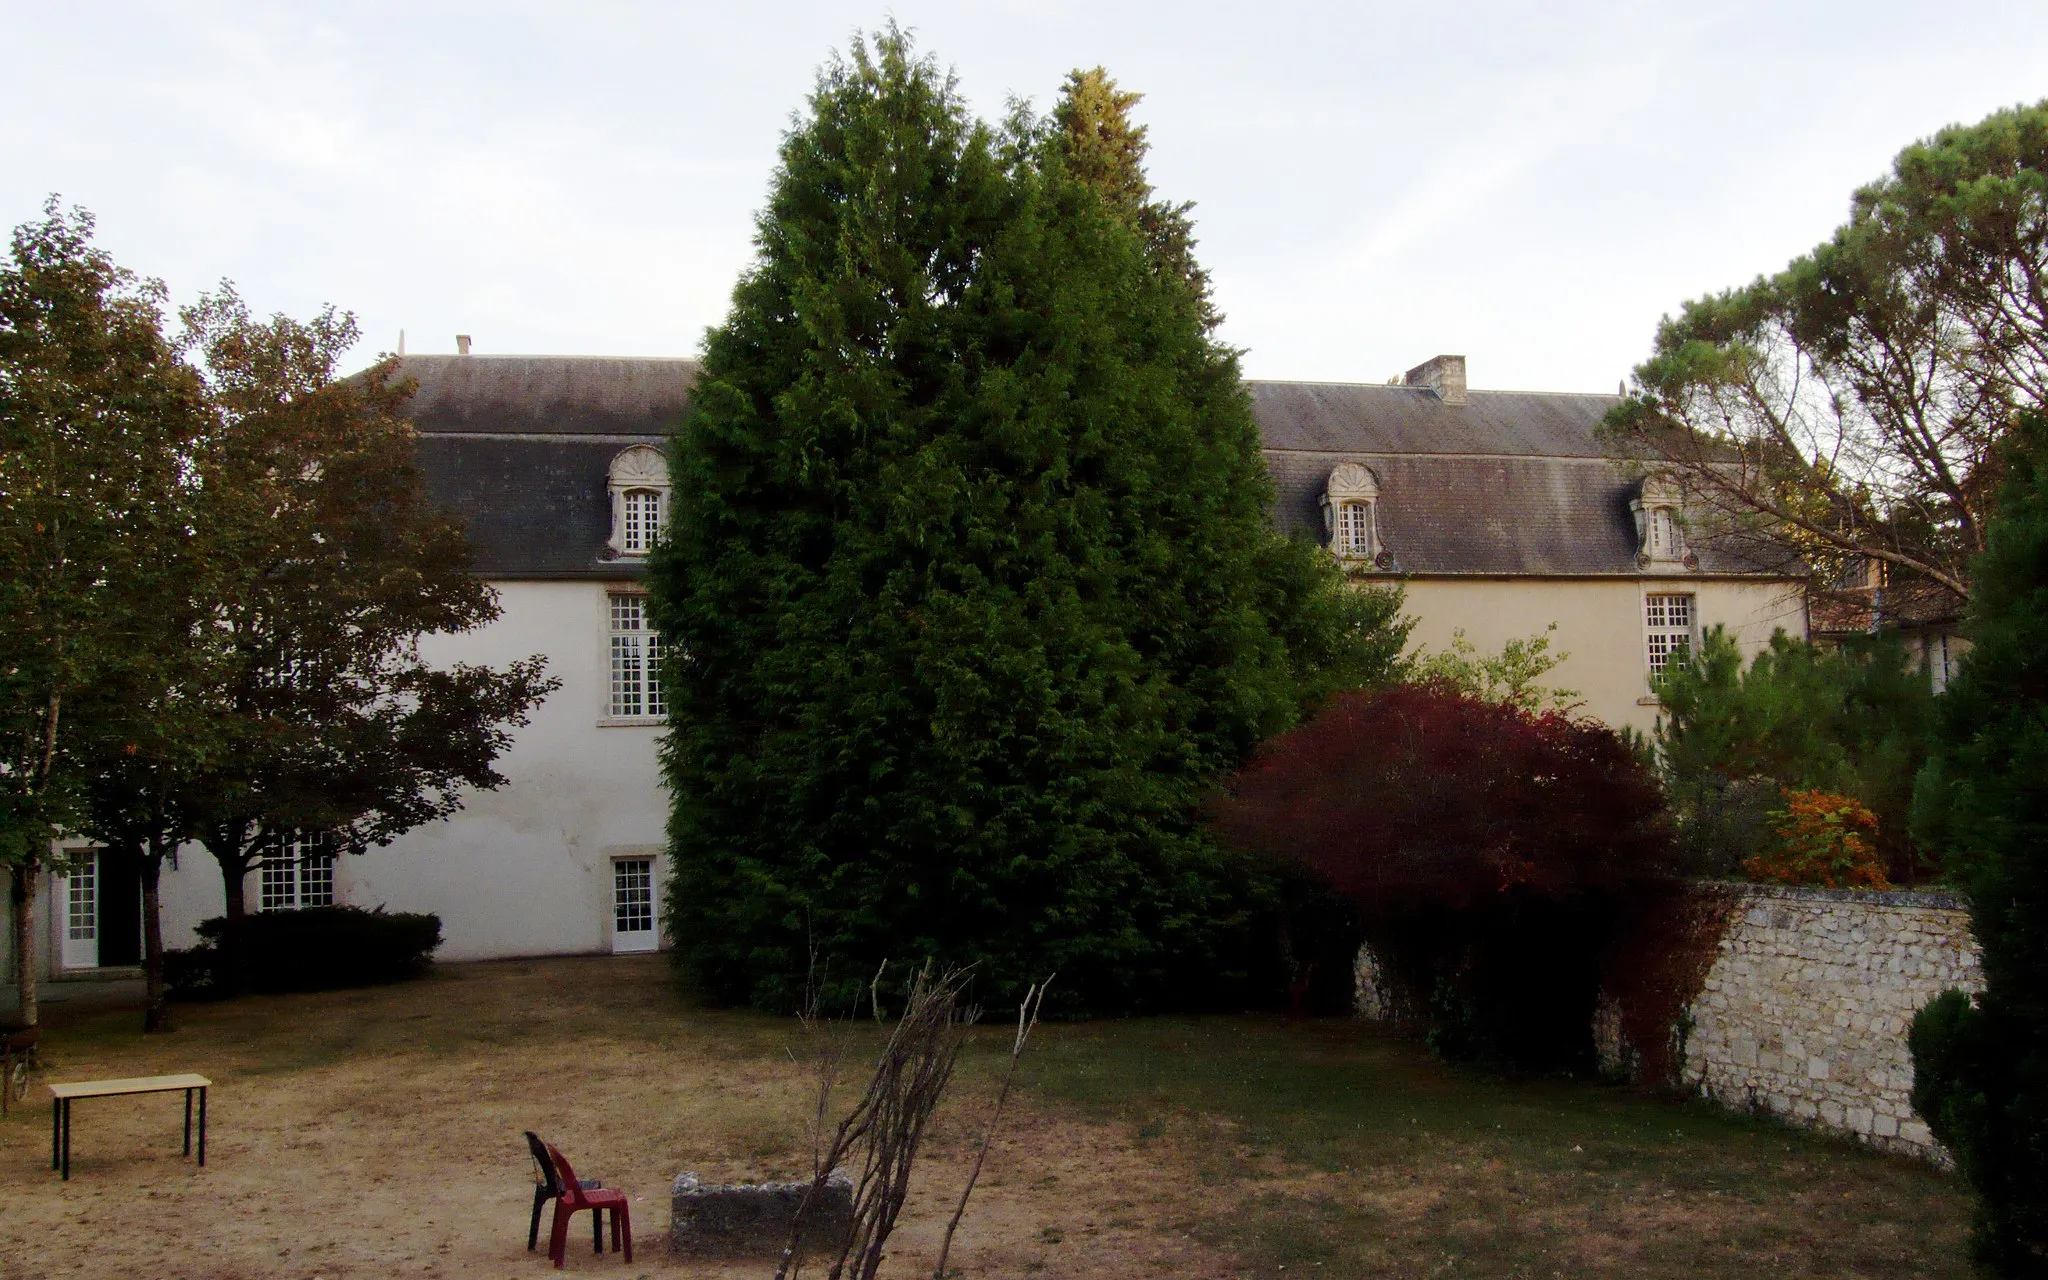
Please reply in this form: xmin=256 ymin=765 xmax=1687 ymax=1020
xmin=670 ymin=1169 xmax=855 ymax=1257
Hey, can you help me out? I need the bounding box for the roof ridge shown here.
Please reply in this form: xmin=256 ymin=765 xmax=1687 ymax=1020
xmin=1248 ymin=376 xmax=1619 ymax=399
xmin=397 ymin=353 xmax=701 ymax=363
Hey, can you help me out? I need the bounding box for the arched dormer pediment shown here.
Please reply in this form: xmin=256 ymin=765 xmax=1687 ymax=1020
xmin=1631 ymin=473 xmax=1695 ymax=570
xmin=607 ymin=445 xmax=671 ymax=557
xmin=1321 ymin=462 xmax=1388 ymax=566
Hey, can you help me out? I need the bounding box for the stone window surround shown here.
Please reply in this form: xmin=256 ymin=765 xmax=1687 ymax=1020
xmin=1320 ymin=462 xmax=1386 ymax=565
xmin=1631 ymin=473 xmax=1696 ymax=570
xmin=606 ymin=445 xmax=671 ymax=558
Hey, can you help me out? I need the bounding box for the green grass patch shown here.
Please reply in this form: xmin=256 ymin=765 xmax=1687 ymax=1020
xmin=1018 ymin=1014 xmax=1974 ymax=1278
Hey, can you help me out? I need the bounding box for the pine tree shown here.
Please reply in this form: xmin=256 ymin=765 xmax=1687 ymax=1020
xmin=652 ymin=30 xmax=1400 ymax=1013
xmin=1051 ymin=67 xmax=1220 ymax=330
xmin=1909 ymin=411 xmax=2048 ymax=1275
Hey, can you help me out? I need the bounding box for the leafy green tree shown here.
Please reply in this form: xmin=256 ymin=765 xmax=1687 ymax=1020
xmin=71 ymin=632 xmax=221 ymax=1031
xmin=0 ymin=200 xmax=204 ymax=1027
xmin=170 ymin=289 xmax=556 ymax=939
xmin=653 ymin=30 xmax=1402 ymax=1013
xmin=1408 ymin=623 xmax=1579 ymax=712
xmin=1910 ymin=412 xmax=2048 ymax=1275
xmin=1607 ymin=101 xmax=2048 ymax=612
xmin=1652 ymin=626 xmax=1935 ymax=878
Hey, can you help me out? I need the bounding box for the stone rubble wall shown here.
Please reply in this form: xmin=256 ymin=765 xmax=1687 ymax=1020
xmin=1357 ymin=883 xmax=1983 ymax=1163
xmin=1669 ymin=883 xmax=1980 ymax=1161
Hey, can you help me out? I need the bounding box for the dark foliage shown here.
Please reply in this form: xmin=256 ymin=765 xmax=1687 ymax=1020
xmin=1599 ymin=881 xmax=1741 ymax=1087
xmin=1654 ymin=626 xmax=1937 ymax=881
xmin=168 ymin=907 xmax=442 ymax=997
xmin=1211 ymin=684 xmax=1676 ymax=1069
xmin=1909 ymin=412 xmax=2048 ymax=1276
xmin=651 ymin=30 xmax=1404 ymax=1015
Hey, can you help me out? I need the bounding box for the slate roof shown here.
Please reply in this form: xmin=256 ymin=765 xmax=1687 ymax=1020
xmin=1257 ymin=381 xmax=1778 ymax=577
xmin=397 ymin=356 xmax=693 ymax=580
xmin=391 ymin=356 xmax=1790 ymax=581
xmin=400 ymin=354 xmax=700 ymax=437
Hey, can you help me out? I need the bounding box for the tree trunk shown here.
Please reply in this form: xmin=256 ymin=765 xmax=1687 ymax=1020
xmin=141 ymin=844 xmax=168 ymax=1034
xmin=10 ymin=863 xmax=38 ymax=1029
xmin=208 ymin=834 xmax=253 ymax=996
xmin=222 ymin=856 xmax=248 ymax=922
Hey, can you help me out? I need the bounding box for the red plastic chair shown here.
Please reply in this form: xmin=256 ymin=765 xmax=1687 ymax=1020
xmin=543 ymin=1142 xmax=631 ymax=1268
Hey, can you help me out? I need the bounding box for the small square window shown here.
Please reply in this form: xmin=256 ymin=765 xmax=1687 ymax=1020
xmin=259 ymin=830 xmax=336 ymax=911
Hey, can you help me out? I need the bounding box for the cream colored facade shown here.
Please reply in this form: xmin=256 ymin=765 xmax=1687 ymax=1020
xmin=1399 ymin=575 xmax=1810 ymax=736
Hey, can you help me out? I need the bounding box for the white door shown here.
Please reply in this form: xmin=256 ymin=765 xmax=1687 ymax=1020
xmin=59 ymin=854 xmax=98 ymax=970
xmin=611 ymin=858 xmax=657 ymax=954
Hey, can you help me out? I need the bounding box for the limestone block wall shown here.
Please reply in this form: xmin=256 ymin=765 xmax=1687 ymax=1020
xmin=1677 ymin=883 xmax=1981 ymax=1160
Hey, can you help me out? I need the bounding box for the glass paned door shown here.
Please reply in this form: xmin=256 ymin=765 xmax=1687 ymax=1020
xmin=611 ymin=858 xmax=657 ymax=953
xmin=60 ymin=854 xmax=99 ymax=970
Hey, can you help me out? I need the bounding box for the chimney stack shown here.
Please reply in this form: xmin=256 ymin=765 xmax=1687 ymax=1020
xmin=1403 ymin=354 xmax=1467 ymax=405
xmin=456 ymin=334 xmax=472 ymax=356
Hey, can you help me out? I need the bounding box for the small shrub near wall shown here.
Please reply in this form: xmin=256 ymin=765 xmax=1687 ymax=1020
xmin=167 ymin=906 xmax=443 ymax=998
xmin=1744 ymin=789 xmax=1890 ymax=889
xmin=1210 ymin=684 xmax=1677 ymax=1072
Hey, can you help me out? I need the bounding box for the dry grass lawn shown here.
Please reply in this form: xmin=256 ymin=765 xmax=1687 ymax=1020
xmin=0 ymin=954 xmax=1976 ymax=1279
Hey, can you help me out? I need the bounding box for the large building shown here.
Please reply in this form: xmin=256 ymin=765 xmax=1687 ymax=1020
xmin=2 ymin=351 xmax=1809 ymax=1010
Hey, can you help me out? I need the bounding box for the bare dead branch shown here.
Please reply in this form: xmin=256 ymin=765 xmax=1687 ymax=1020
xmin=931 ymin=976 xmax=1052 ymax=1280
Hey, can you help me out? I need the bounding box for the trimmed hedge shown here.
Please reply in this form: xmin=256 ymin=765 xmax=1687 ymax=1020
xmin=167 ymin=906 xmax=442 ymax=998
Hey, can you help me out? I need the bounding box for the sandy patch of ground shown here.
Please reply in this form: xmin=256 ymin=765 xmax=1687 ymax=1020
xmin=0 ymin=956 xmax=1236 ymax=1280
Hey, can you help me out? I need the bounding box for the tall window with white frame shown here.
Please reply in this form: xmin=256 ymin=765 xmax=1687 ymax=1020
xmin=66 ymin=857 xmax=96 ymax=948
xmin=259 ymin=830 xmax=336 ymax=912
xmin=620 ymin=489 xmax=663 ymax=555
xmin=609 ymin=593 xmax=665 ymax=719
xmin=1645 ymin=593 xmax=1695 ymax=676
xmin=1335 ymin=502 xmax=1373 ymax=558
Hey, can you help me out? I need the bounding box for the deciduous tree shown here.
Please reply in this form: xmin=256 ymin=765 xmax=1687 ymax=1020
xmin=0 ymin=200 xmax=203 ymax=1026
xmin=1211 ymin=684 xmax=1673 ymax=1067
xmin=171 ymin=289 xmax=556 ymax=940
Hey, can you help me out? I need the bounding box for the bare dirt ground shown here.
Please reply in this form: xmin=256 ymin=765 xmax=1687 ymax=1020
xmin=0 ymin=956 xmax=1233 ymax=1280
xmin=0 ymin=954 xmax=1974 ymax=1279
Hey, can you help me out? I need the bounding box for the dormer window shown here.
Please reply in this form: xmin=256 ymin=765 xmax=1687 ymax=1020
xmin=608 ymin=446 xmax=671 ymax=557
xmin=622 ymin=489 xmax=661 ymax=553
xmin=1631 ymin=474 xmax=1691 ymax=569
xmin=1321 ymin=462 xmax=1383 ymax=564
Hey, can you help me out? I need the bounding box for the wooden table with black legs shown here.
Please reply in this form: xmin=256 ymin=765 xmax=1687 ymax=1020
xmin=49 ymin=1074 xmax=211 ymax=1180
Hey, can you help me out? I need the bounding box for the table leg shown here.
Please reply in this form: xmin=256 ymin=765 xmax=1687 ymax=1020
xmin=183 ymin=1089 xmax=193 ymax=1156
xmin=51 ymin=1095 xmax=59 ymax=1170
xmin=61 ymin=1098 xmax=71 ymax=1180
xmin=197 ymin=1088 xmax=206 ymax=1167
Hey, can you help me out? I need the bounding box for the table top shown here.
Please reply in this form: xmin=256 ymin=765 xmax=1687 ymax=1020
xmin=48 ymin=1074 xmax=211 ymax=1100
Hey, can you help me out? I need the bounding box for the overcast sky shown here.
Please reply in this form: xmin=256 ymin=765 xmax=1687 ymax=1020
xmin=5 ymin=1 xmax=2046 ymax=393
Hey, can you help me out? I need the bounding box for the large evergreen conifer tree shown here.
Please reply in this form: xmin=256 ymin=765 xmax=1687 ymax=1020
xmin=1910 ymin=412 xmax=2048 ymax=1275
xmin=652 ymin=30 xmax=1399 ymax=1012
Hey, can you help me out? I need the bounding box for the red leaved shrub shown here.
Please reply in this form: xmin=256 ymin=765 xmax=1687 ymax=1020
xmin=1210 ymin=684 xmax=1677 ymax=1069
xmin=1213 ymin=684 xmax=1674 ymax=906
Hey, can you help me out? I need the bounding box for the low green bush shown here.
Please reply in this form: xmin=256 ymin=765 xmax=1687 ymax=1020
xmin=168 ymin=906 xmax=442 ymax=997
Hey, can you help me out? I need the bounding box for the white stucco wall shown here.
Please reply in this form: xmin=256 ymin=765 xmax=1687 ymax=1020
xmin=155 ymin=579 xmax=671 ymax=961
xmin=1399 ymin=575 xmax=1808 ymax=735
